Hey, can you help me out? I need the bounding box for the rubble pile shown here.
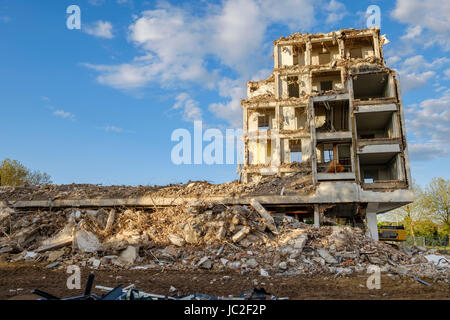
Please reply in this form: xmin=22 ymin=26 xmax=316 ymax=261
xmin=0 ymin=173 xmax=314 ymax=202
xmin=0 ymin=203 xmax=448 ymax=283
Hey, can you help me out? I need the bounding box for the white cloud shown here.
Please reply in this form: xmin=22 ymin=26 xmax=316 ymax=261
xmin=103 ymin=126 xmax=123 ymax=133
xmin=444 ymin=68 xmax=450 ymax=79
xmin=208 ymin=78 xmax=246 ymax=128
xmin=88 ymin=0 xmax=105 ymax=6
xmin=392 ymin=0 xmax=450 ymax=50
xmin=82 ymin=62 xmax=160 ymax=89
xmin=83 ymin=21 xmax=114 ymax=39
xmin=406 ymin=91 xmax=450 ymax=160
xmin=325 ymin=0 xmax=347 ymax=24
xmin=408 ymin=143 xmax=448 ymax=161
xmin=172 ymin=93 xmax=203 ymax=123
xmin=83 ymin=0 xmax=316 ymax=126
xmin=401 ymin=25 xmax=422 ymax=40
xmin=0 ymin=15 xmax=11 ymax=23
xmin=395 ymin=55 xmax=450 ymax=92
xmin=400 ymin=70 xmax=435 ymax=92
xmin=53 ymin=110 xmax=76 ymax=121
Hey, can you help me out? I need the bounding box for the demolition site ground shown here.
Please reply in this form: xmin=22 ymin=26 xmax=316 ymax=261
xmin=1 ymin=182 xmax=449 ymax=300
xmin=1 ymin=263 xmax=449 ymax=300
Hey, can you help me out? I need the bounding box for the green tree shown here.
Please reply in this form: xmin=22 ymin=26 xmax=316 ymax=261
xmin=0 ymin=158 xmax=52 ymax=186
xmin=422 ymin=178 xmax=450 ymax=233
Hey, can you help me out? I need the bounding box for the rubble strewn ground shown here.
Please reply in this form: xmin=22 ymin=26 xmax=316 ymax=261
xmin=1 ymin=201 xmax=448 ymax=289
xmin=0 ymin=170 xmax=313 ymax=201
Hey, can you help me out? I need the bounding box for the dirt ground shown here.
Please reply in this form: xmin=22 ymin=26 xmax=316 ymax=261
xmin=0 ymin=263 xmax=448 ymax=300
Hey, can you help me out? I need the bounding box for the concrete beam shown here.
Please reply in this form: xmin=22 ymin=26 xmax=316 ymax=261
xmin=355 ymin=103 xmax=397 ymax=113
xmin=317 ymin=172 xmax=356 ymax=180
xmin=316 ymin=131 xmax=352 ymax=141
xmin=311 ymin=93 xmax=349 ymax=102
xmin=357 ymin=143 xmax=400 ymax=154
xmin=2 ymin=183 xmax=414 ymax=212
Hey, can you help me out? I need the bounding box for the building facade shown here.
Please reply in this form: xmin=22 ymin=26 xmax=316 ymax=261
xmin=240 ymin=28 xmax=414 ymax=240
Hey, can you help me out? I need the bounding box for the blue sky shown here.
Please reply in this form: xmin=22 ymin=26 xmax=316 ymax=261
xmin=0 ymin=0 xmax=449 ymax=186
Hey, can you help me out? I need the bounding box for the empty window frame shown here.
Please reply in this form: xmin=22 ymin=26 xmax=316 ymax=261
xmin=320 ymin=81 xmax=333 ymax=92
xmin=319 ymin=52 xmax=331 ymax=65
xmin=312 ymin=70 xmax=342 ymax=93
xmin=345 ymin=36 xmax=374 ymax=59
xmin=350 ymin=48 xmax=363 ymax=59
xmin=318 ymin=143 xmax=352 ymax=173
xmin=293 ymin=44 xmax=306 ymax=66
xmin=288 ymin=76 xmax=300 ymax=98
xmin=289 ymin=140 xmax=302 ymax=163
xmin=363 ymin=169 xmax=378 ymax=183
xmin=323 ymin=144 xmax=334 ymax=162
xmin=258 ymin=114 xmax=270 ymax=130
xmin=315 ymin=100 xmax=349 ymax=132
xmin=295 ymin=107 xmax=307 ymax=130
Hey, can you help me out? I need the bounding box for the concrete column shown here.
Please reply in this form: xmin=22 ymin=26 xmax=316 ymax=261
xmin=366 ymin=211 xmax=379 ymax=241
xmin=274 ymin=44 xmax=279 ymax=69
xmin=314 ymin=205 xmax=320 ymax=227
xmin=305 ymin=39 xmax=312 ymax=66
xmin=372 ymin=33 xmax=381 ymax=59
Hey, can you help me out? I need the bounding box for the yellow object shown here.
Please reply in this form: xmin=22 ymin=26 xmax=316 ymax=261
xmin=378 ymin=225 xmax=406 ymax=242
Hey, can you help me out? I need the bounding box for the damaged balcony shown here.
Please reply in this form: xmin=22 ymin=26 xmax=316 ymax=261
xmin=352 ymin=71 xmax=396 ymax=102
xmin=356 ymin=109 xmax=401 ymax=147
xmin=344 ymin=35 xmax=375 ymax=59
xmin=311 ymin=70 xmax=345 ymax=95
xmin=316 ymin=142 xmax=355 ymax=181
xmin=359 ymin=152 xmax=407 ymax=189
xmin=311 ymin=40 xmax=339 ymax=66
xmin=280 ymin=105 xmax=308 ymax=134
xmin=314 ymin=99 xmax=352 ymax=141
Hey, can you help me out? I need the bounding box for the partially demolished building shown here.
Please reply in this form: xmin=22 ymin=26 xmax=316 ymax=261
xmin=241 ymin=27 xmax=414 ymax=240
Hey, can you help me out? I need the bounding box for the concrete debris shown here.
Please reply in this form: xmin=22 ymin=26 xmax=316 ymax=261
xmin=88 ymin=257 xmax=101 ymax=269
xmin=0 ymin=176 xmax=313 ymax=202
xmin=45 ymin=262 xmax=60 ymax=269
xmin=250 ymin=199 xmax=278 ymax=234
xmin=197 ymin=256 xmax=212 ymax=269
xmin=36 ymin=222 xmax=75 ymax=253
xmin=424 ymin=254 xmax=449 ymax=267
xmin=260 ymin=268 xmax=270 ymax=277
xmin=232 ymin=226 xmax=250 ymax=243
xmin=0 ymin=201 xmax=448 ymax=282
xmin=168 ymin=234 xmax=185 ymax=247
xmin=317 ymin=248 xmax=338 ymax=264
xmin=47 ymin=249 xmax=65 ymax=262
xmin=74 ymin=229 xmax=101 ymax=253
xmin=116 ymin=246 xmax=139 ymax=266
xmin=183 ymin=223 xmax=199 ymax=244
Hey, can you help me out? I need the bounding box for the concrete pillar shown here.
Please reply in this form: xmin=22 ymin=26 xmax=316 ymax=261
xmin=314 ymin=205 xmax=320 ymax=228
xmin=366 ymin=211 xmax=379 ymax=241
